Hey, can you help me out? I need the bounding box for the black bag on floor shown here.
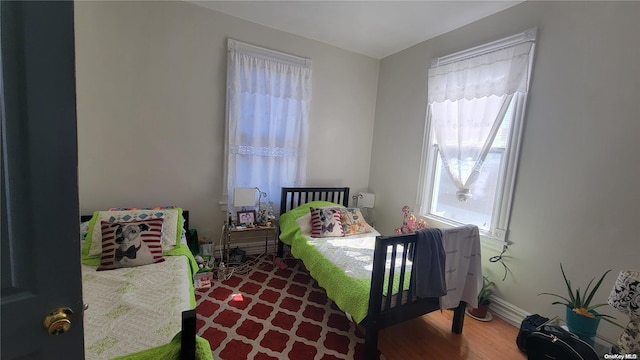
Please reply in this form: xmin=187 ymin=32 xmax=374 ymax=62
xmin=526 ymin=324 xmax=598 ymax=360
xmin=516 ymin=314 xmax=550 ymax=353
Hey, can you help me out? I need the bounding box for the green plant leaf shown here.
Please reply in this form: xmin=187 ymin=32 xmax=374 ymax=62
xmin=560 ymin=263 xmax=576 ymax=306
xmin=538 ymin=292 xmax=571 ymax=306
xmin=601 ymin=317 xmax=625 ymax=329
xmin=596 ymin=313 xmax=617 ymax=319
xmin=583 ymin=269 xmax=611 ymax=308
xmin=477 ymin=276 xmax=495 ymax=304
xmin=538 ymin=263 xmax=611 ymax=310
xmin=582 ymin=277 xmax=596 ymax=306
xmin=586 ymin=303 xmax=610 ymax=311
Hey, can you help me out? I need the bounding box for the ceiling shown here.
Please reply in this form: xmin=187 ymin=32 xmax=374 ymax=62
xmin=191 ymin=1 xmax=524 ymax=59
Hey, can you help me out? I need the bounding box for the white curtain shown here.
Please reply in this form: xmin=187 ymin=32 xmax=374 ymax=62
xmin=226 ymin=40 xmax=312 ymax=213
xmin=427 ymin=42 xmax=533 ymax=201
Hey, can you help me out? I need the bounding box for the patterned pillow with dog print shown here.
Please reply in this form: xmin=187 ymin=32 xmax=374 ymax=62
xmin=97 ymin=219 xmax=165 ymax=271
xmin=310 ymin=207 xmax=344 ymax=238
xmin=85 ymin=208 xmax=183 ymax=258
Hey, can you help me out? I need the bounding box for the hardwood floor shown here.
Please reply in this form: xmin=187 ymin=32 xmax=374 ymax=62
xmin=378 ymin=310 xmax=526 ymax=359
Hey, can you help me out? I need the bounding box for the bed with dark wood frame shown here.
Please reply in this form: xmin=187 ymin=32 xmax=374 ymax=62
xmin=277 ymin=187 xmax=466 ymax=359
xmin=80 ymin=211 xmax=197 ymax=360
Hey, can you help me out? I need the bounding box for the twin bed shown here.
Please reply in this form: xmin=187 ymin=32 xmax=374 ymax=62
xmin=277 ymin=187 xmax=479 ymax=359
xmin=80 ymin=209 xmax=209 ymax=360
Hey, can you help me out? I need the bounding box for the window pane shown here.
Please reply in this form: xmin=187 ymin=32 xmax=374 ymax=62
xmin=429 ymin=106 xmax=512 ymax=230
xmin=431 ymin=150 xmax=504 ymax=230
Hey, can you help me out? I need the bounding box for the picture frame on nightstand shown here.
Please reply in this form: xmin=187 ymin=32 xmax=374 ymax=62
xmin=237 ymin=210 xmax=256 ymax=226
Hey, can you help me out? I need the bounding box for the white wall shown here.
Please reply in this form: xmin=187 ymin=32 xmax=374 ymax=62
xmin=75 ymin=1 xmax=379 ymax=239
xmin=370 ymin=1 xmax=639 ymax=342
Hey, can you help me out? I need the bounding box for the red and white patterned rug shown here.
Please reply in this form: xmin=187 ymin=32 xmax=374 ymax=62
xmin=195 ymin=256 xmax=379 ymax=360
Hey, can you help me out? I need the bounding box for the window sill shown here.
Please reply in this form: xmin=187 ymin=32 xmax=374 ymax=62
xmin=418 ymin=214 xmax=508 ymax=253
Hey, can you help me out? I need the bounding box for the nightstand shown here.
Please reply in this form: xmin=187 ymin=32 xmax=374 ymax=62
xmin=223 ymin=225 xmax=278 ymax=264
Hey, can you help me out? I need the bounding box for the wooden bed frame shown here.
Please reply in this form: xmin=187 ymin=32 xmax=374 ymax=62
xmin=277 ymin=187 xmax=466 ymax=359
xmin=80 ymin=211 xmax=197 ymax=360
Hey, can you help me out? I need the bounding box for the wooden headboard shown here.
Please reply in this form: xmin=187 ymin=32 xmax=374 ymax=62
xmin=279 ymin=187 xmax=349 ymax=215
xmin=81 ymin=210 xmax=190 ymax=230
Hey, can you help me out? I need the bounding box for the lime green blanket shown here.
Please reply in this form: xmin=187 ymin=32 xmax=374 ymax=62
xmin=113 ymin=332 xmax=213 ymax=360
xmin=279 ymin=201 xmax=410 ymax=324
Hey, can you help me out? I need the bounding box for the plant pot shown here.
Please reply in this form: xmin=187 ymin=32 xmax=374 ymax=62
xmin=566 ymin=307 xmax=600 ymax=341
xmin=469 ymin=304 xmax=490 ymax=319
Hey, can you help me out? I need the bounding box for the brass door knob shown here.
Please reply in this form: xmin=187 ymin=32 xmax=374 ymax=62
xmin=43 ymin=307 xmax=73 ymax=335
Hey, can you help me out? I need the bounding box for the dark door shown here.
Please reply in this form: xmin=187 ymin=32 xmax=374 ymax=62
xmin=1 ymin=2 xmax=84 ymax=358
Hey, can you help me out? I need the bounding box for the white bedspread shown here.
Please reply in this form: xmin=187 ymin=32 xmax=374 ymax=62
xmin=295 ymin=215 xmax=481 ymax=309
xmin=82 ymin=256 xmax=192 ymax=360
xmin=296 ymin=214 xmax=386 ymax=279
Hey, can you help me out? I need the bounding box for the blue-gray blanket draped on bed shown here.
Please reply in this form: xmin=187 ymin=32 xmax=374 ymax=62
xmin=413 ymin=228 xmax=447 ymax=298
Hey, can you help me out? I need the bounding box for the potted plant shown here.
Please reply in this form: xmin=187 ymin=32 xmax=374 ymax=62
xmin=468 ymin=276 xmax=495 ymax=320
xmin=539 ymin=263 xmax=621 ymax=340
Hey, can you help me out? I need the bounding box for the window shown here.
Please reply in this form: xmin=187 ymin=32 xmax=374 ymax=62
xmin=419 ymin=29 xmax=537 ymax=242
xmin=224 ymin=39 xmax=312 ymax=213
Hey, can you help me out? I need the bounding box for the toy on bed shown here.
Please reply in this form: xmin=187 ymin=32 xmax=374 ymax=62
xmin=277 ymin=187 xmax=474 ymax=359
xmin=80 ymin=208 xmax=212 ymax=360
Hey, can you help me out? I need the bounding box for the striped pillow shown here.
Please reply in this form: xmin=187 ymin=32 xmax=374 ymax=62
xmin=97 ymin=219 xmax=165 ymax=271
xmin=310 ymin=207 xmax=344 ymax=238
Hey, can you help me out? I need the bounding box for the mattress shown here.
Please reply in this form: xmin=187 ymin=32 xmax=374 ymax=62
xmin=82 ymin=255 xmax=192 ymax=360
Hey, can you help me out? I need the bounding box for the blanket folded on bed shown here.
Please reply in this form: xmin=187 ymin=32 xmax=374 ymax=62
xmin=113 ymin=332 xmax=213 ymax=360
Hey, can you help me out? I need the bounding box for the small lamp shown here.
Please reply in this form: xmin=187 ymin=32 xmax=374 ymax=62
xmin=233 ymin=187 xmax=269 ymax=225
xmin=255 ymin=187 xmax=267 ymax=213
xmin=607 ymin=270 xmax=640 ymax=354
xmin=355 ymin=192 xmax=375 ymax=208
xmin=353 ymin=192 xmax=376 ymax=226
xmin=255 ymin=187 xmax=268 ymax=225
xmin=233 ymin=188 xmax=256 ymax=209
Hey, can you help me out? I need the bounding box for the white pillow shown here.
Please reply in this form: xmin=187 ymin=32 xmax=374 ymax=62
xmin=86 ymin=208 xmax=181 ymax=256
xmin=296 ymin=213 xmax=312 ymax=236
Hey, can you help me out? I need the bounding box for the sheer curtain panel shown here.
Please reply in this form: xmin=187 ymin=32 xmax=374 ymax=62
xmin=225 ymin=39 xmax=312 ymax=214
xmin=427 ymin=39 xmax=534 ymax=201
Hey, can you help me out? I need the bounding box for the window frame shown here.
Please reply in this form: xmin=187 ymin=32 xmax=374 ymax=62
xmin=417 ymin=29 xmax=536 ymax=244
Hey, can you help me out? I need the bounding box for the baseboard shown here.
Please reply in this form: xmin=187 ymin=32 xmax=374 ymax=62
xmin=230 ymin=240 xmax=275 ymax=257
xmin=199 ymin=240 xmax=274 ymax=260
xmin=488 ymin=295 xmax=530 ymax=327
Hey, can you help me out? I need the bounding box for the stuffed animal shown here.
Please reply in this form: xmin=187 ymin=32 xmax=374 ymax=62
xmin=395 ymin=205 xmax=428 ymax=234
